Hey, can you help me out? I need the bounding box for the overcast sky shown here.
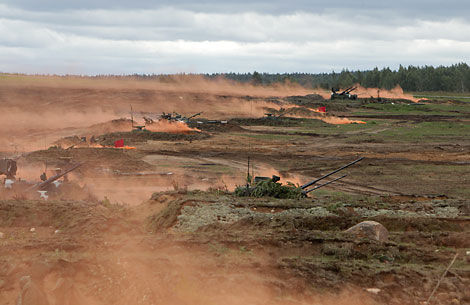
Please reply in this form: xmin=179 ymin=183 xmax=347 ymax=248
xmin=1 ymin=0 xmax=469 ymax=75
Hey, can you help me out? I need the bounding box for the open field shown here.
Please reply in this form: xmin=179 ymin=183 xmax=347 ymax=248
xmin=1 ymin=75 xmax=470 ymax=305
xmin=412 ymin=92 xmax=470 ymax=103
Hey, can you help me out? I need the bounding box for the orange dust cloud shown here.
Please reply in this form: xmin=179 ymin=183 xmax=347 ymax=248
xmin=355 ymin=84 xmax=422 ymax=102
xmin=145 ymin=120 xmax=200 ymax=134
xmin=0 ymin=75 xmax=304 ymax=152
xmin=319 ymin=116 xmax=366 ymax=124
xmin=251 ymin=163 xmax=305 ymax=186
xmin=282 ymin=106 xmax=366 ymax=125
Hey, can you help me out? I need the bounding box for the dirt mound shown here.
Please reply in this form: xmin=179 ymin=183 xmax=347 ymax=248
xmin=53 ymin=136 xmax=86 ymax=148
xmin=147 ymin=199 xmax=185 ymax=231
xmin=80 ymin=118 xmax=134 ymax=136
xmin=285 ymin=94 xmax=325 ymax=103
xmin=97 ymin=131 xmax=209 ymax=146
xmin=187 ymin=120 xmax=245 ymax=132
xmin=230 ymin=116 xmax=322 ymax=127
xmin=284 ymin=106 xmax=321 ymax=117
xmin=0 ymin=199 xmax=122 ymax=234
xmin=25 ymin=147 xmax=153 ymax=172
xmin=0 ymin=180 xmax=96 ymax=202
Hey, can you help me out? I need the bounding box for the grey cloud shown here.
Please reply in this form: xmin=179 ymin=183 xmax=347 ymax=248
xmin=1 ymin=38 xmax=469 ymax=75
xmin=2 ymin=0 xmax=470 ymax=19
xmin=2 ymin=5 xmax=470 ymax=44
xmin=0 ymin=1 xmax=469 ymax=74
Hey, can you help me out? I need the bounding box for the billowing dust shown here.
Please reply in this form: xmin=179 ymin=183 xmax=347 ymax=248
xmin=34 ymin=227 xmax=377 ymax=305
xmin=79 ymin=161 xmax=302 ymax=205
xmin=0 ymin=75 xmax=312 ymax=152
xmin=71 ymin=246 xmax=376 ymax=305
xmin=0 ymin=74 xmax=367 ymax=205
xmin=283 ymin=106 xmax=366 ymax=124
xmin=145 ymin=120 xmax=200 ymax=133
xmin=354 ymin=85 xmax=421 ymax=102
xmin=0 ymin=75 xmax=416 ymax=305
xmin=2 ymin=75 xmax=412 ymax=152
xmin=319 ymin=116 xmax=366 ymax=124
xmin=251 ymin=164 xmax=305 ymax=186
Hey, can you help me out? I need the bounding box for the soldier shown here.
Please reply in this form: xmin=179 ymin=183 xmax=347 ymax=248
xmin=40 ymin=172 xmax=47 ymax=182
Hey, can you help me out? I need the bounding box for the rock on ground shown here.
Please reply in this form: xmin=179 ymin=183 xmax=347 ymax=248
xmin=345 ymin=220 xmax=389 ymax=242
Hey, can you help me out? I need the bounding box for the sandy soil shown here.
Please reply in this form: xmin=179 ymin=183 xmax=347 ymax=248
xmin=1 ymin=75 xmax=470 ymax=305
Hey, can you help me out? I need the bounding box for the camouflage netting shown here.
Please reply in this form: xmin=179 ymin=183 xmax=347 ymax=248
xmin=234 ymin=180 xmax=303 ymax=199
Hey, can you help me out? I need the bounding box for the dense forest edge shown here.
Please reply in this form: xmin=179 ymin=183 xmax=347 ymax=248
xmin=211 ymin=63 xmax=470 ymax=92
xmin=3 ymin=63 xmax=470 ymax=93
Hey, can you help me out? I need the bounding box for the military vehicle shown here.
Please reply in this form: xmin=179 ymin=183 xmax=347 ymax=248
xmin=330 ymin=87 xmax=358 ymax=100
xmin=1 ymin=161 xmax=84 ymax=200
xmin=235 ymin=157 xmax=364 ymax=198
xmin=0 ymin=159 xmax=17 ymax=179
xmin=156 ymin=112 xmax=202 ymax=123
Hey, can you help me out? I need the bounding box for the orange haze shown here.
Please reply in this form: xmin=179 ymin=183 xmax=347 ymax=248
xmin=0 ymin=74 xmax=311 ymax=152
xmin=145 ymin=120 xmax=200 ymax=134
xmin=355 ymin=84 xmax=421 ymax=102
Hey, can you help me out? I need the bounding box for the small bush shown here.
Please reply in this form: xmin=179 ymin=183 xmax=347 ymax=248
xmin=206 ymin=182 xmax=229 ymax=195
xmin=234 ymin=180 xmax=303 ymax=199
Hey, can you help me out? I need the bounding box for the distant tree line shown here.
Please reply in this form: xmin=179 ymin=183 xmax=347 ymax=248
xmin=206 ymin=63 xmax=470 ymax=92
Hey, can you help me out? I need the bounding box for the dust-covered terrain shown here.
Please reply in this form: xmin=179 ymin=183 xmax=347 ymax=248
xmin=1 ymin=74 xmax=470 ymax=305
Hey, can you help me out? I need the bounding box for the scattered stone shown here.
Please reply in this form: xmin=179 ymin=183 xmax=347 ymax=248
xmin=54 ymin=230 xmax=60 ymax=235
xmin=16 ymin=275 xmax=50 ymax=305
xmin=173 ymin=203 xmax=333 ymax=232
xmin=366 ymin=288 xmax=381 ymax=294
xmin=0 ymin=232 xmax=4 ymax=239
xmin=345 ymin=221 xmax=389 ymax=242
xmin=466 ymin=251 xmax=470 ymax=256
xmin=30 ymin=228 xmax=36 ymax=233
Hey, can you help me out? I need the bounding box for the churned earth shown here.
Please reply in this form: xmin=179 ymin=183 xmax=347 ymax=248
xmin=1 ymin=75 xmax=470 ymax=305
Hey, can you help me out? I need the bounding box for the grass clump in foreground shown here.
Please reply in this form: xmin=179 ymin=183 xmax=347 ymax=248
xmin=234 ymin=180 xmax=303 ymax=199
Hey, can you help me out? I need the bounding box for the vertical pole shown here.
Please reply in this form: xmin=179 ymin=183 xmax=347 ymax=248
xmin=246 ymin=156 xmax=250 ymax=186
xmin=130 ymin=104 xmax=134 ymax=130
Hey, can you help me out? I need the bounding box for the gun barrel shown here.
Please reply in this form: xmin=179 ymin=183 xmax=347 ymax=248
xmin=30 ymin=163 xmax=82 ymax=191
xmin=340 ymin=86 xmax=353 ymax=95
xmin=187 ymin=112 xmax=202 ymax=120
xmin=300 ymin=157 xmax=364 ymax=190
xmin=303 ymin=174 xmax=347 ymax=194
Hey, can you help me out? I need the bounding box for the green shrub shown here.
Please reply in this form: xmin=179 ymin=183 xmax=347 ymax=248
xmin=234 ymin=180 xmax=303 ymax=199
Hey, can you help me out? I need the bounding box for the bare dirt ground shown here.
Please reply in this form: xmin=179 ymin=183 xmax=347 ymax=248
xmin=1 ymin=75 xmax=470 ymax=305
